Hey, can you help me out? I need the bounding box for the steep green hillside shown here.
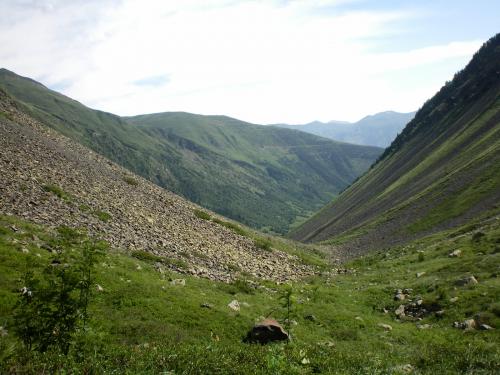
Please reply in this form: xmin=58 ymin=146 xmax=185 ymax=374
xmin=126 ymin=112 xmax=382 ymax=232
xmin=1 ymin=210 xmax=499 ymax=373
xmin=0 ymin=69 xmax=382 ymax=233
xmin=274 ymin=111 xmax=415 ymax=148
xmin=290 ymin=34 xmax=500 ymax=254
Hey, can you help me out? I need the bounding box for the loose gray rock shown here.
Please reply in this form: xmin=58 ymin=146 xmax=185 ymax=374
xmin=453 ymin=319 xmax=476 ymax=330
xmin=378 ymin=323 xmax=393 ymax=331
xmin=479 ymin=324 xmax=494 ymax=330
xmin=395 ymin=293 xmax=406 ymax=301
xmin=170 ymin=279 xmax=186 ymax=286
xmin=304 ymin=314 xmax=317 ymax=322
xmin=228 ymin=300 xmax=240 ymax=311
xmin=395 ymin=305 xmax=406 ymax=318
xmin=456 ymin=276 xmax=478 ymax=286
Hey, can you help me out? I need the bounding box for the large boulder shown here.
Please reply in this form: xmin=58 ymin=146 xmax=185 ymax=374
xmin=244 ymin=318 xmax=289 ymax=344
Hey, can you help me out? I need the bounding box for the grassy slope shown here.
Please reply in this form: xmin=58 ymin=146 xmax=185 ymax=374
xmin=289 ymin=35 xmax=500 ymax=252
xmin=1 ymin=212 xmax=498 ymax=374
xmin=127 ymin=112 xmax=381 ymax=232
xmin=0 ymin=70 xmax=382 ymax=233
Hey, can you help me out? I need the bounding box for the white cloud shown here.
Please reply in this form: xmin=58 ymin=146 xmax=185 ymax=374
xmin=0 ymin=0 xmax=482 ymax=123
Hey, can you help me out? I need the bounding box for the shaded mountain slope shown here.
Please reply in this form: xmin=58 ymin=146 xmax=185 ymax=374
xmin=290 ymin=34 xmax=500 ymax=256
xmin=0 ymin=89 xmax=314 ymax=282
xmin=0 ymin=69 xmax=382 ymax=233
xmin=274 ymin=111 xmax=415 ymax=147
xmin=126 ymin=112 xmax=382 ymax=232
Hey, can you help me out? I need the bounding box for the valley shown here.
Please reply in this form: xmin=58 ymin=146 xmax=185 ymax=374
xmin=0 ymin=69 xmax=382 ymax=234
xmin=0 ymin=10 xmax=498 ymax=374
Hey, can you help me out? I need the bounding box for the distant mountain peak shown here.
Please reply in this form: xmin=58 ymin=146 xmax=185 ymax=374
xmin=274 ymin=111 xmax=415 ymax=147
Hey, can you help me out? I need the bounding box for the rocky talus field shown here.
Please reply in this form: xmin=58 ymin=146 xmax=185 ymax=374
xmin=0 ymin=89 xmax=313 ymax=283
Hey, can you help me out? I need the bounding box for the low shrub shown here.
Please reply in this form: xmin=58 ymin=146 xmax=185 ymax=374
xmin=254 ymin=238 xmax=273 ymax=252
xmin=193 ymin=209 xmax=211 ymax=221
xmin=94 ymin=211 xmax=112 ymax=222
xmin=131 ymin=250 xmax=163 ymax=263
xmin=42 ymin=184 xmax=71 ymax=201
xmin=123 ymin=176 xmax=139 ymax=186
xmin=212 ymin=218 xmax=248 ymax=236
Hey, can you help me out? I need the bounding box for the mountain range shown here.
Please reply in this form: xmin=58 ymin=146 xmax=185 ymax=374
xmin=273 ymin=111 xmax=415 ymax=148
xmin=0 ymin=33 xmax=499 ymax=374
xmin=0 ymin=69 xmax=382 ymax=234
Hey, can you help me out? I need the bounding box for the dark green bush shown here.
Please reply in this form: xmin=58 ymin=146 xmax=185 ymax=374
xmin=42 ymin=184 xmax=71 ymax=201
xmin=12 ymin=239 xmax=103 ymax=354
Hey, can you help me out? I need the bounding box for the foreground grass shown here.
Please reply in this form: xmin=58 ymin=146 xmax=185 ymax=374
xmin=0 ymin=215 xmax=499 ymax=373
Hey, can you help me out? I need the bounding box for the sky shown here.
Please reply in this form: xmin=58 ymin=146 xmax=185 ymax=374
xmin=0 ymin=0 xmax=498 ymax=124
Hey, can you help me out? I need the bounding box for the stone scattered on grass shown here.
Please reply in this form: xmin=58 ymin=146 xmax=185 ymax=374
xmin=455 ymin=276 xmax=478 ymax=286
xmin=304 ymin=314 xmax=317 ymax=322
xmin=394 ymin=288 xmax=411 ymax=301
xmin=378 ymin=323 xmax=393 ymax=331
xmin=392 ymin=364 xmax=415 ymax=373
xmin=201 ymin=303 xmax=213 ymax=309
xmin=395 ymin=293 xmax=405 ymax=301
xmin=449 ymin=297 xmax=459 ymax=303
xmin=244 ymin=318 xmax=288 ymax=344
xmin=170 ymin=279 xmax=186 ymax=286
xmin=435 ymin=310 xmax=445 ymax=317
xmin=228 ymin=299 xmax=240 ymax=311
xmin=479 ymin=324 xmax=494 ymax=330
xmin=417 ymin=324 xmax=431 ymax=329
xmin=96 ymin=284 xmax=104 ymax=292
xmin=448 ymin=249 xmax=462 ymax=257
xmin=395 ymin=305 xmax=406 ymax=318
xmin=453 ymin=319 xmax=476 ymax=330
xmin=0 ymin=326 xmax=8 ymax=337
xmin=416 ymin=272 xmax=426 ymax=278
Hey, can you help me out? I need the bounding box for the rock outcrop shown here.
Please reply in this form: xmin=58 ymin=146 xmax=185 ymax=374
xmin=244 ymin=319 xmax=289 ymax=344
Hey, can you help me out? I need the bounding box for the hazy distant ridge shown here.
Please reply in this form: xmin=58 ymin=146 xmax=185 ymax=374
xmin=273 ymin=111 xmax=415 ymax=148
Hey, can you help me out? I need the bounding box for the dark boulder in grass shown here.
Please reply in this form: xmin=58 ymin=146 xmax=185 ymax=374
xmin=244 ymin=318 xmax=289 ymax=344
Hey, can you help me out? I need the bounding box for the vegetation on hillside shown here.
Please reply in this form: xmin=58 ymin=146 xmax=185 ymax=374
xmin=0 ymin=71 xmax=382 ymax=233
xmin=0 ymin=215 xmax=498 ymax=373
xmin=290 ymin=34 xmax=500 ymax=253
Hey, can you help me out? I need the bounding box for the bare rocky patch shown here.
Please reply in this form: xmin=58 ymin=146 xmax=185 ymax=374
xmin=0 ymin=90 xmax=314 ymax=283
